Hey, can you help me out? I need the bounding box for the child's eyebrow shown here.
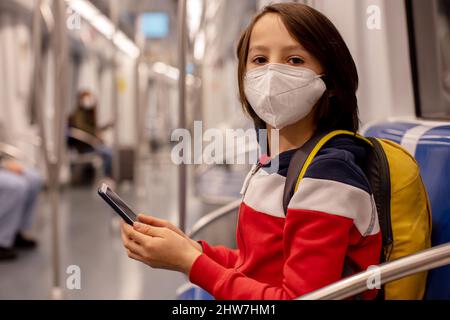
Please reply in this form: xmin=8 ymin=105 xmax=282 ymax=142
xmin=248 ymin=44 xmax=307 ymax=55
xmin=248 ymin=45 xmax=270 ymax=55
xmin=282 ymin=44 xmax=306 ymax=52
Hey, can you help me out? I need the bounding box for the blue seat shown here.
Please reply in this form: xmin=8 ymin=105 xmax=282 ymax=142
xmin=176 ymin=283 xmax=214 ymax=300
xmin=365 ymin=122 xmax=450 ymax=300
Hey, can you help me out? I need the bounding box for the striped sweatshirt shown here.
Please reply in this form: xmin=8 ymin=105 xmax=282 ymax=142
xmin=189 ymin=136 xmax=382 ymax=300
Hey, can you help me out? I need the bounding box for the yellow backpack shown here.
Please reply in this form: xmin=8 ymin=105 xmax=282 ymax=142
xmin=282 ymin=130 xmax=432 ymax=299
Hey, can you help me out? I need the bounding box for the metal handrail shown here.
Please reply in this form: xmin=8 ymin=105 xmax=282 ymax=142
xmin=298 ymin=242 xmax=450 ymax=300
xmin=68 ymin=127 xmax=103 ymax=149
xmin=31 ymin=0 xmax=68 ymax=299
xmin=177 ymin=0 xmax=188 ymax=232
xmin=187 ymin=199 xmax=241 ymax=239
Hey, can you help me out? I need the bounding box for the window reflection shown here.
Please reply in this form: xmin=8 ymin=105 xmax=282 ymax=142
xmin=438 ymin=0 xmax=450 ymax=98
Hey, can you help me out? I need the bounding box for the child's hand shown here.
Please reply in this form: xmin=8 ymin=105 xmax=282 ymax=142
xmin=136 ymin=214 xmax=203 ymax=252
xmin=120 ymin=221 xmax=202 ymax=275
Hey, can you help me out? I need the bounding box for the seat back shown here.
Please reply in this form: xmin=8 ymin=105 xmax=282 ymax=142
xmin=365 ymin=122 xmax=450 ymax=299
xmin=176 ymin=283 xmax=214 ymax=300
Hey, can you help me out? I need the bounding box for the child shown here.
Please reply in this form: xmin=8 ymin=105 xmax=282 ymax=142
xmin=121 ymin=3 xmax=381 ymax=300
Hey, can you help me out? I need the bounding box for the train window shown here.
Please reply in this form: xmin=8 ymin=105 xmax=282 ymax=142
xmin=407 ymin=0 xmax=450 ymax=120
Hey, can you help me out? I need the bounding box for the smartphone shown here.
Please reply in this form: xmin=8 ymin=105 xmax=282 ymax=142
xmin=98 ymin=183 xmax=137 ymax=225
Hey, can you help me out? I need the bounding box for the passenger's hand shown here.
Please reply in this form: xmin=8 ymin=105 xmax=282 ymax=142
xmin=121 ymin=221 xmax=202 ymax=275
xmin=95 ymin=131 xmax=105 ymax=143
xmin=136 ymin=214 xmax=203 ymax=252
xmin=3 ymin=160 xmax=24 ymax=175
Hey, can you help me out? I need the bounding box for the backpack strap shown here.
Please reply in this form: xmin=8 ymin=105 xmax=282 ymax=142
xmin=365 ymin=137 xmax=393 ymax=257
xmin=282 ymin=132 xmax=327 ymax=215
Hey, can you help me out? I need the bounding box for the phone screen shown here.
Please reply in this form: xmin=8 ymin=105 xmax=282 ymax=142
xmin=98 ymin=184 xmax=137 ymax=224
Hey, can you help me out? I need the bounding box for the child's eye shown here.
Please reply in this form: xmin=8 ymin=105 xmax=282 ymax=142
xmin=252 ymin=56 xmax=268 ymax=65
xmin=287 ymin=56 xmax=304 ymax=65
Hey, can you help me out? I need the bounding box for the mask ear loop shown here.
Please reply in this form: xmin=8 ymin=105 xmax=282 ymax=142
xmin=316 ymin=73 xmax=326 ymax=79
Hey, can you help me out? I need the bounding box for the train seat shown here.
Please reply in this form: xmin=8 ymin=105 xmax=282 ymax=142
xmin=176 ymin=283 xmax=214 ymax=300
xmin=365 ymin=122 xmax=450 ymax=300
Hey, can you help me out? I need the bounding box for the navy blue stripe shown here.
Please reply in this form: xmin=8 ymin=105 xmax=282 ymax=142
xmin=304 ymin=157 xmax=371 ymax=194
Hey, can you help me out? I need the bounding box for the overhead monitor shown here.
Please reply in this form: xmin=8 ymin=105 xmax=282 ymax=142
xmin=139 ymin=12 xmax=170 ymax=39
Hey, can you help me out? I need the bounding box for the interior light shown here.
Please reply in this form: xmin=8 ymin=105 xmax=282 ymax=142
xmin=65 ymin=0 xmax=140 ymax=58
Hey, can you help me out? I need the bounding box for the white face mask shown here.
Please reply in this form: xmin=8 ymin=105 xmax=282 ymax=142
xmin=244 ymin=63 xmax=326 ymax=129
xmin=80 ymin=96 xmax=96 ymax=110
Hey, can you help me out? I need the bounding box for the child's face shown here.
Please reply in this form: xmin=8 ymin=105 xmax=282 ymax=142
xmin=246 ymin=13 xmax=324 ymax=75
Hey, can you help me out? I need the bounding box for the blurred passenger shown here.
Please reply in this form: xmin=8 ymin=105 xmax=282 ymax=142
xmin=120 ymin=3 xmax=381 ymax=300
xmin=68 ymin=90 xmax=113 ymax=177
xmin=0 ymin=160 xmax=42 ymax=261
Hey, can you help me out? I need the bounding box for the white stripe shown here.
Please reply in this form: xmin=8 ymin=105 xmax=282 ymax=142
xmin=387 ymin=116 xmax=450 ymax=127
xmin=400 ymin=125 xmax=438 ymax=156
xmin=243 ymin=169 xmax=286 ymax=218
xmin=361 ymin=117 xmax=449 ymax=136
xmin=288 ymin=178 xmax=380 ymax=236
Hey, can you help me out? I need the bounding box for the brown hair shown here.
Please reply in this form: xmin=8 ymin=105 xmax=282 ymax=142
xmin=236 ymin=3 xmax=359 ymax=133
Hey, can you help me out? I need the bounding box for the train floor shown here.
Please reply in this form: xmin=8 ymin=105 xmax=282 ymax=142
xmin=0 ymin=154 xmax=223 ymax=299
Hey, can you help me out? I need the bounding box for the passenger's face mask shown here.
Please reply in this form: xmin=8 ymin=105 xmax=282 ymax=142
xmin=244 ymin=63 xmax=326 ymax=129
xmin=80 ymin=95 xmax=96 ymax=110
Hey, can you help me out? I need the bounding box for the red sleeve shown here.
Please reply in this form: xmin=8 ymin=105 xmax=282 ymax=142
xmin=189 ymin=210 xmax=352 ymax=300
xmin=197 ymin=240 xmax=239 ymax=269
